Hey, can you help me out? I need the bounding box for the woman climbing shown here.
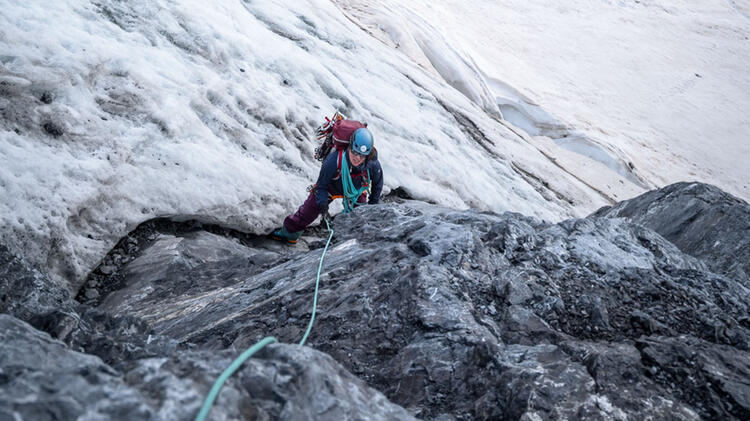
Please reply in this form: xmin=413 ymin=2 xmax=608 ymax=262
xmin=272 ymin=125 xmax=383 ymax=243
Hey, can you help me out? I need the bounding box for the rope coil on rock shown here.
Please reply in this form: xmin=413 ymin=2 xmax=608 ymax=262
xmin=194 ymin=217 xmax=335 ymax=421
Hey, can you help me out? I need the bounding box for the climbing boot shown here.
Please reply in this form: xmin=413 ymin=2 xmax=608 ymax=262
xmin=271 ymin=226 xmax=302 ymax=244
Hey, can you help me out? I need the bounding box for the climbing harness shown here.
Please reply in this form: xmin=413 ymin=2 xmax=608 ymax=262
xmin=194 ymin=217 xmax=335 ymax=421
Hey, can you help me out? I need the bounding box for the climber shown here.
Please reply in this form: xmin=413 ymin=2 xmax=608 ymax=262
xmin=272 ymin=127 xmax=383 ymax=244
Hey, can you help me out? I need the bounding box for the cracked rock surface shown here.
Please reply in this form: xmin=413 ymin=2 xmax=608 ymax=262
xmin=594 ymin=181 xmax=750 ymax=284
xmin=2 ymin=182 xmax=750 ymax=420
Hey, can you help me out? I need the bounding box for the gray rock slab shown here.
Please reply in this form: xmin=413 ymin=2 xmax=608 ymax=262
xmin=594 ymin=182 xmax=750 ymax=284
xmin=0 ymin=315 xmax=416 ymax=421
xmin=4 ymin=183 xmax=750 ymax=420
xmin=0 ymin=314 xmax=153 ymax=420
xmin=0 ymin=243 xmax=71 ymax=324
xmin=94 ymin=197 xmax=750 ymax=419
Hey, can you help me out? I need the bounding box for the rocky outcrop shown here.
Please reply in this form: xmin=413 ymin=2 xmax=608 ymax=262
xmin=2 ymin=182 xmax=749 ymax=420
xmin=0 ymin=243 xmax=71 ymax=326
xmin=0 ymin=314 xmax=153 ymax=420
xmin=594 ymin=181 xmax=750 ymax=284
xmin=0 ymin=314 xmax=415 ymax=420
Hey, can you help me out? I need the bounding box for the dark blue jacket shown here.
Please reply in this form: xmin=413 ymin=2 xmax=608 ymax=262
xmin=314 ymin=149 xmax=383 ymax=207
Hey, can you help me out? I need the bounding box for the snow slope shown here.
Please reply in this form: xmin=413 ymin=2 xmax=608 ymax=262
xmin=0 ymin=0 xmax=607 ymax=291
xmin=335 ymin=0 xmax=750 ymax=203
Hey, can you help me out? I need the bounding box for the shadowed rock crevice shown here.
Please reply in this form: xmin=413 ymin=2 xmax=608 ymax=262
xmin=76 ymin=216 xmax=305 ymax=306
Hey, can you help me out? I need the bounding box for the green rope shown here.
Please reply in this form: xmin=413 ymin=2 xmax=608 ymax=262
xmin=340 ymin=151 xmax=370 ymax=214
xmin=194 ymin=217 xmax=335 ymax=421
xmin=298 ymin=216 xmax=334 ymax=347
xmin=194 ymin=336 xmax=277 ymax=421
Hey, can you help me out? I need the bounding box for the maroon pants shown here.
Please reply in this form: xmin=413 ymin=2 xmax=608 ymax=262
xmin=283 ymin=193 xmax=324 ymax=233
xmin=283 ymin=192 xmax=366 ymax=233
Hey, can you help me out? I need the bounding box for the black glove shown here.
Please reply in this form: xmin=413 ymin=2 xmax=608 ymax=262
xmin=318 ymin=202 xmax=329 ymax=218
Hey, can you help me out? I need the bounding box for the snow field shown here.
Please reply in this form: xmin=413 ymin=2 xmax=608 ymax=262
xmin=335 ymin=0 xmax=750 ymax=203
xmin=1 ymin=0 xmax=607 ymax=290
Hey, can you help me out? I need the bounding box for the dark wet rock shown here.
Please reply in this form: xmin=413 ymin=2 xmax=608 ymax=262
xmin=0 ymin=315 xmax=414 ymax=421
xmin=636 ymin=335 xmax=750 ymax=420
xmin=77 ymin=217 xmax=299 ymax=306
xmin=0 ymin=241 xmax=177 ymax=368
xmin=99 ymin=264 xmax=116 ymax=275
xmin=0 ymin=243 xmax=72 ymax=326
xmin=97 ymin=231 xmax=291 ymax=319
xmin=84 ymin=287 xmax=100 ymax=299
xmin=0 ymin=314 xmax=152 ymax=420
xmin=559 ymin=339 xmax=701 ymax=419
xmin=1 ymin=228 xmax=414 ymax=420
xmin=3 ymin=183 xmax=750 ymax=420
xmin=93 ymin=191 xmax=749 ymax=419
xmin=594 ymin=181 xmax=750 ymax=284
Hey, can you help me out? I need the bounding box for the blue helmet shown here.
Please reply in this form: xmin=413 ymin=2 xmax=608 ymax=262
xmin=350 ymin=128 xmax=373 ymax=156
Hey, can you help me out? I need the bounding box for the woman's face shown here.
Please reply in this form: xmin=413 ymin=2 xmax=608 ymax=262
xmin=348 ymin=148 xmax=366 ymax=166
